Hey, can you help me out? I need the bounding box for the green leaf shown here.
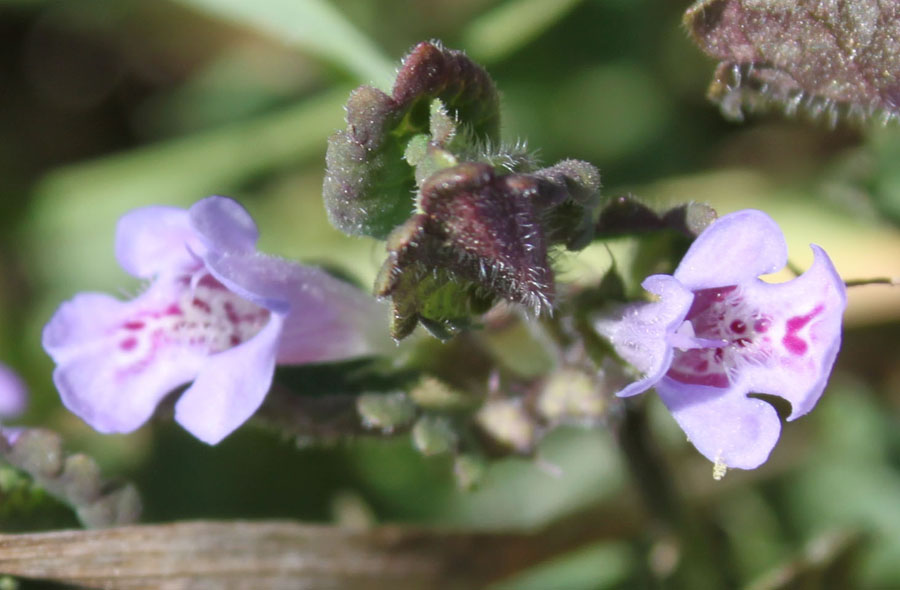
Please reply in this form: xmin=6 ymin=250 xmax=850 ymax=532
xmin=374 ymin=225 xmax=494 ymax=341
xmin=324 ymin=42 xmax=501 ymax=238
xmin=174 ymin=0 xmax=395 ymax=87
xmin=1 ymin=429 xmax=141 ymax=528
xmin=411 ymin=416 xmax=458 ymax=456
xmin=29 ymin=89 xmax=348 ymax=294
xmin=357 ymin=392 xmax=417 ymax=433
xmin=462 ymin=0 xmax=587 ymax=64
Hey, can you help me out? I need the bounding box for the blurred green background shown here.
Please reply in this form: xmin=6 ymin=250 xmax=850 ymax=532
xmin=1 ymin=0 xmax=900 ymax=588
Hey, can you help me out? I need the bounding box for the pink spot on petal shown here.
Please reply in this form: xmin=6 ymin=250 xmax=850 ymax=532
xmin=781 ymin=305 xmax=823 ymax=356
xmin=119 ymin=337 xmax=138 ymax=351
xmin=191 ymin=298 xmax=212 ymax=313
xmin=123 ymin=321 xmax=145 ymax=330
xmin=783 ymin=335 xmax=808 ymax=356
xmin=224 ymin=301 xmax=240 ymax=324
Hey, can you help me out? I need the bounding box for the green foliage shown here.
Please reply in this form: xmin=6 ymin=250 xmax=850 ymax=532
xmin=1 ymin=430 xmax=140 ymax=529
xmin=3 ymin=0 xmax=900 ymax=588
xmin=323 ymin=41 xmax=501 ymax=238
xmin=356 ymin=392 xmax=416 ymax=433
xmin=175 ymin=0 xmax=396 ymax=86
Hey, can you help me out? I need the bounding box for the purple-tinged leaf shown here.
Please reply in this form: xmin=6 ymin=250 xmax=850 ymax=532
xmin=530 ymin=159 xmax=603 ymax=250
xmin=685 ymin=0 xmax=900 ymax=125
xmin=375 ymin=163 xmax=554 ymax=340
xmin=375 ymin=159 xmax=602 ymax=340
xmin=420 ymin=163 xmax=554 ymax=312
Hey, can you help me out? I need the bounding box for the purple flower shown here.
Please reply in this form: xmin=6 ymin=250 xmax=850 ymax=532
xmin=0 ymin=364 xmax=28 ymax=444
xmin=43 ymin=196 xmax=389 ymax=445
xmin=596 ymin=209 xmax=846 ymax=469
xmin=0 ymin=364 xmax=27 ymax=417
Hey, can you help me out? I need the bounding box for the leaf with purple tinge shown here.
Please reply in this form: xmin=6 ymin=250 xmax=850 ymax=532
xmin=375 ymin=161 xmax=550 ymax=340
xmin=595 ymin=196 xmax=716 ymax=239
xmin=685 ymin=0 xmax=900 ymax=126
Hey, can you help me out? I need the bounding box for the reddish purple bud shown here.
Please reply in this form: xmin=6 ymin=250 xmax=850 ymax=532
xmin=376 ymin=163 xmax=554 ymax=340
xmin=375 ymin=158 xmax=602 ymax=340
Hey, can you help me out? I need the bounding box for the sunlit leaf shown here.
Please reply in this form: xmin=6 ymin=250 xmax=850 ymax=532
xmin=30 ymin=89 xmax=348 ymax=294
xmin=462 ymin=0 xmax=586 ymax=64
xmin=175 ymin=0 xmax=395 ymax=87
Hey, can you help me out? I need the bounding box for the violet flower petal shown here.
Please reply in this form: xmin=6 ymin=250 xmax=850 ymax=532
xmin=738 ymin=245 xmax=847 ymax=419
xmin=204 ymin=251 xmax=392 ymax=362
xmin=47 ymin=194 xmax=391 ymax=444
xmin=0 ymin=364 xmax=27 ymax=418
xmin=596 ymin=208 xmax=846 ymax=470
xmin=674 ymin=209 xmax=787 ymax=291
xmin=115 ymin=207 xmax=204 ymax=279
xmin=44 ymin=286 xmax=206 ymax=433
xmin=188 ymin=195 xmax=260 ymax=255
xmin=44 ymin=292 xmax=126 ymax=362
xmin=595 ymin=274 xmax=694 ymax=397
xmin=656 ymin=376 xmax=782 ymax=469
xmin=174 ymin=314 xmax=283 ymax=444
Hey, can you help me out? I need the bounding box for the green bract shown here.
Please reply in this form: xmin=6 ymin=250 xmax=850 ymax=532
xmin=325 ymin=41 xmax=604 ymax=340
xmin=323 ymin=41 xmax=501 ymax=238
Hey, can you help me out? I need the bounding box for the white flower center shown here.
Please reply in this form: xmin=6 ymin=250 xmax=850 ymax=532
xmin=113 ymin=274 xmax=270 ymax=371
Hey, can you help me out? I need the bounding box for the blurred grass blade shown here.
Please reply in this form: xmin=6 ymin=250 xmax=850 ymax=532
xmin=30 ymin=88 xmax=348 ymax=291
xmin=175 ymin=0 xmax=395 ymax=87
xmin=462 ymin=0 xmax=585 ymax=64
xmin=37 ymin=88 xmax=347 ymax=205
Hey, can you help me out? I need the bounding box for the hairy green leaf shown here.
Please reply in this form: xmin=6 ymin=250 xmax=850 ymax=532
xmin=324 ymin=42 xmax=501 ymax=238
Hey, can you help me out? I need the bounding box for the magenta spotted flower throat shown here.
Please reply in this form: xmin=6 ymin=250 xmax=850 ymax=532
xmin=43 ymin=196 xmax=389 ymax=444
xmin=596 ymin=209 xmax=846 ymax=469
